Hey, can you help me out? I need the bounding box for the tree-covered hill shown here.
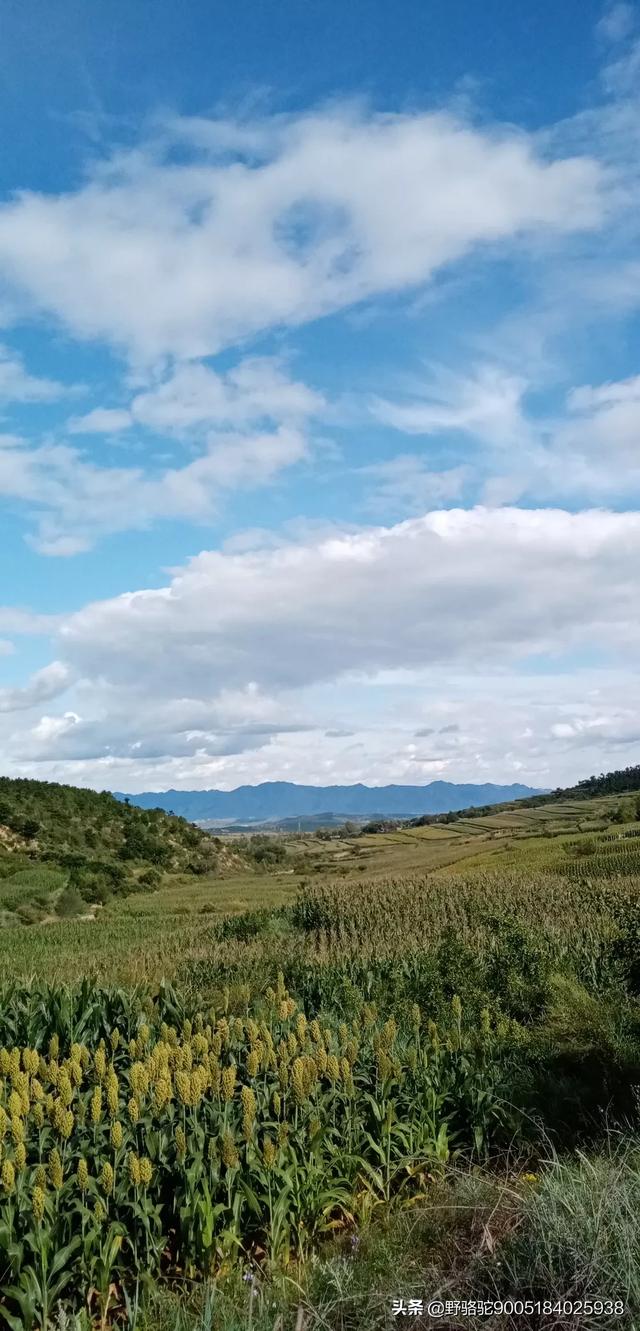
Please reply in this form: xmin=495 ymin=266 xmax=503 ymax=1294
xmin=0 ymin=776 xmax=223 ymax=924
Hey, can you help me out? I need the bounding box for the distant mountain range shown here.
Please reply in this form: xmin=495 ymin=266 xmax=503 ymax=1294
xmin=114 ymin=780 xmax=544 ymax=825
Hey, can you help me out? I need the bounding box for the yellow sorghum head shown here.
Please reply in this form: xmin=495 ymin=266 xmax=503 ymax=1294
xmin=221 ymin=1130 xmax=238 ymax=1169
xmin=14 ymin=1141 xmax=26 ymax=1171
xmin=110 ymin=1121 xmax=123 ymax=1150
xmin=100 ymin=1161 xmax=114 ymax=1195
xmin=276 ymin=1122 xmax=288 ymax=1148
xmin=32 ymin=1185 xmax=46 ymax=1224
xmin=30 ymin=1077 xmax=44 ymax=1102
xmin=69 ymin=1060 xmax=83 ymax=1088
xmin=11 ymin=1116 xmax=25 ymax=1145
xmin=246 ymin=1048 xmax=260 ymax=1078
xmin=94 ymin=1047 xmax=107 ymax=1081
xmin=0 ymin=1049 xmax=10 ymax=1076
xmin=221 ymin=1064 xmax=237 ymax=1102
xmin=48 ymin=1034 xmax=59 ymax=1062
xmin=127 ymin=1096 xmax=140 ymax=1126
xmin=34 ymin=1164 xmax=46 ymax=1190
xmin=271 ymin=1090 xmax=281 ymax=1117
xmin=7 ymin=1090 xmax=22 ymax=1120
xmin=1 ymin=1160 xmax=15 ymax=1193
xmin=175 ymin=1126 xmax=187 ymax=1160
xmin=58 ymin=1071 xmax=73 ymax=1107
xmin=175 ymin=1070 xmax=190 ymax=1105
xmin=106 ymin=1072 xmax=119 ymax=1117
xmin=291 ymin=1057 xmax=307 ymax=1106
xmin=33 ymin=1103 xmax=44 ymax=1129
xmin=48 ymin=1149 xmax=63 ymax=1191
xmin=77 ymin=1158 xmax=89 ymax=1190
xmin=0 ymin=1106 xmax=7 ymax=1140
xmin=139 ymin=1157 xmax=153 ymax=1187
xmin=326 ymin=1055 xmax=340 ymax=1085
xmin=153 ymin=1075 xmax=172 ymax=1110
xmin=94 ymin=1198 xmax=106 ymax=1224
xmin=23 ymin=1048 xmax=39 ymax=1076
xmin=310 ymin=1019 xmax=322 ymax=1044
xmin=191 ymin=1066 xmax=208 ymax=1106
xmin=381 ymin=1018 xmax=397 ymax=1051
xmin=130 ymin=1062 xmax=149 ymax=1099
xmin=296 ymin=1014 xmax=308 ymax=1042
xmin=90 ymin=1086 xmax=102 ymax=1125
xmin=376 ymin=1049 xmax=393 ymax=1081
xmin=128 ymin=1152 xmax=141 ymax=1186
xmin=110 ymin=1029 xmax=120 ymax=1052
xmin=287 ymin=1032 xmax=298 ymax=1057
xmin=262 ymin=1136 xmax=277 ymax=1169
xmin=207 ymin=1136 xmax=218 ymax=1165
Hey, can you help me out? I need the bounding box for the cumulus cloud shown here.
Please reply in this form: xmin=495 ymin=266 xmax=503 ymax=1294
xmin=0 ymin=108 xmax=602 ymax=362
xmin=70 ymin=357 xmax=323 ymax=436
xmin=0 ymin=661 xmax=71 ymax=713
xmin=52 ymin=508 xmax=640 ymax=701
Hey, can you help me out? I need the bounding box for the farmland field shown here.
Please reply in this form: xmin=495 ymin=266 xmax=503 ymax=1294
xmin=1 ymin=784 xmax=640 ymax=1329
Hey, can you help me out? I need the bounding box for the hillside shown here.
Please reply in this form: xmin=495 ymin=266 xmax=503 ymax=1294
xmin=0 ymin=776 xmax=224 ymax=925
xmin=113 ymin=777 xmax=542 ymax=823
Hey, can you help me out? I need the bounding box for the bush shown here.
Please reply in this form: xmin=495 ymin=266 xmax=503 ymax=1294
xmin=56 ymin=886 xmax=86 ymax=918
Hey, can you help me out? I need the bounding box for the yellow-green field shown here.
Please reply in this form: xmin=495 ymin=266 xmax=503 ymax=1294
xmin=0 ymin=789 xmax=637 ymax=988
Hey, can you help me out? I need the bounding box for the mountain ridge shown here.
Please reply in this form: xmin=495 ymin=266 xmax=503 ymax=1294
xmin=113 ymin=779 xmax=544 ymax=823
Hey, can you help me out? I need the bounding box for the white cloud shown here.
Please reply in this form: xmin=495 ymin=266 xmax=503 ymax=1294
xmin=0 ymin=345 xmax=67 ymax=404
xmin=0 ymin=661 xmax=71 ymax=713
xmin=0 ymin=423 xmax=308 ymax=553
xmin=2 ymin=502 xmax=637 ymax=787
xmin=372 ymin=364 xmax=532 ymax=448
xmin=70 ymin=357 xmax=323 ymax=436
xmin=69 ymin=407 xmax=131 ymax=434
xmin=54 ymin=509 xmax=640 ymax=701
xmin=373 ymin=364 xmax=640 ymax=508
xmin=361 ymin=455 xmax=470 ymax=514
xmin=0 ymin=108 xmax=602 ymax=362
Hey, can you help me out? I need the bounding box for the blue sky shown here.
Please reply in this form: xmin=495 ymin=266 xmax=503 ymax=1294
xmin=1 ymin=0 xmax=640 ymax=791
